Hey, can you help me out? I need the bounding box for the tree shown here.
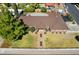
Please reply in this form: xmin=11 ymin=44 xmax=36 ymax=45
xmin=41 ymin=7 xmax=47 ymax=12
xmin=0 ymin=6 xmax=28 ymax=41
xmin=34 ymin=3 xmax=41 ymax=9
xmin=25 ymin=6 xmax=35 ymax=12
xmin=0 ymin=4 xmax=36 ymax=47
xmin=25 ymin=3 xmax=42 ymax=12
xmin=18 ymin=3 xmax=26 ymax=9
xmin=11 ymin=3 xmax=19 ymax=18
xmin=4 ymin=3 xmax=11 ymax=7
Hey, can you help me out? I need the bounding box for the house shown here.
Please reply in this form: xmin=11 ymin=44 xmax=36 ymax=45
xmin=20 ymin=12 xmax=68 ymax=34
xmin=45 ymin=3 xmax=66 ymax=14
xmin=45 ymin=3 xmax=58 ymax=7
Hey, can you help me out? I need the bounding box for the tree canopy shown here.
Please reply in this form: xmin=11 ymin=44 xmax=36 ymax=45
xmin=0 ymin=5 xmax=28 ymax=41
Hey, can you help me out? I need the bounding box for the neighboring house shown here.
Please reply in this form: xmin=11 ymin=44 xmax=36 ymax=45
xmin=45 ymin=3 xmax=58 ymax=8
xmin=20 ymin=12 xmax=68 ymax=34
xmin=45 ymin=3 xmax=66 ymax=15
xmin=45 ymin=3 xmax=58 ymax=12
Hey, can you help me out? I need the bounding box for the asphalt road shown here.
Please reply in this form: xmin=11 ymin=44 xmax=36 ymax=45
xmin=67 ymin=4 xmax=79 ymax=24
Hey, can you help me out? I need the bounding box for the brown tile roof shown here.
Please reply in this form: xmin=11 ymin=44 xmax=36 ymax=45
xmin=19 ymin=12 xmax=68 ymax=30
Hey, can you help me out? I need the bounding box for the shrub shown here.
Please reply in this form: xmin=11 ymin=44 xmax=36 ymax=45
xmin=75 ymin=35 xmax=79 ymax=41
xmin=25 ymin=6 xmax=35 ymax=12
xmin=26 ymin=27 xmax=35 ymax=32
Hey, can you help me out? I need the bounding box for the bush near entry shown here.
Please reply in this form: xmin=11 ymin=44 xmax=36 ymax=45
xmin=26 ymin=27 xmax=35 ymax=32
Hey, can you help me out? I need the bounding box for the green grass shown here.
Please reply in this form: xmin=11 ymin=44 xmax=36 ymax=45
xmin=11 ymin=32 xmax=37 ymax=48
xmin=45 ymin=32 xmax=79 ymax=48
xmin=8 ymin=32 xmax=79 ymax=48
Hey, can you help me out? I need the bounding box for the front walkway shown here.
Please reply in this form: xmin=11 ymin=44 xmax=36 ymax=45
xmin=37 ymin=30 xmax=45 ymax=48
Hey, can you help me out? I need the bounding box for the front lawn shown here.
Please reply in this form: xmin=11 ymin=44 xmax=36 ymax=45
xmin=11 ymin=32 xmax=37 ymax=48
xmin=45 ymin=32 xmax=79 ymax=48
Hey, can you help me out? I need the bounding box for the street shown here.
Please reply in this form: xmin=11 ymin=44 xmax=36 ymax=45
xmin=67 ymin=4 xmax=79 ymax=25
